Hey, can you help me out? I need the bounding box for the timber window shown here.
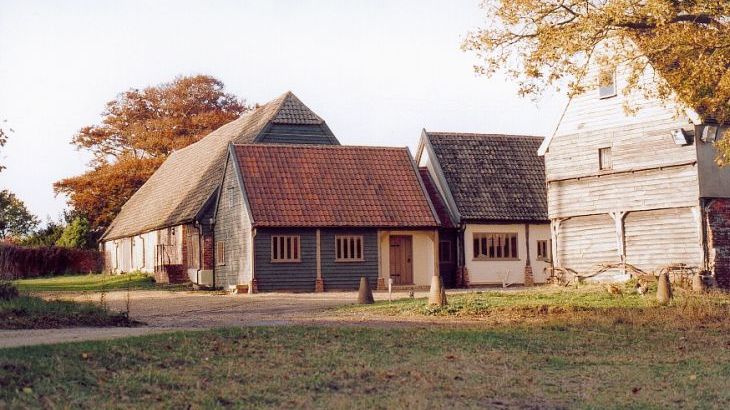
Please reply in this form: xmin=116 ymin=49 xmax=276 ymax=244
xmin=599 ymin=147 xmax=612 ymax=171
xmin=473 ymin=233 xmax=518 ymax=260
xmin=536 ymin=240 xmax=551 ymax=261
xmin=227 ymin=187 xmax=235 ymax=208
xmin=439 ymin=240 xmax=452 ymax=263
xmin=271 ymin=235 xmax=300 ymax=262
xmin=216 ymin=241 xmax=225 ymax=266
xmin=335 ymin=235 xmax=364 ymax=262
xmin=598 ymin=69 xmax=617 ymax=99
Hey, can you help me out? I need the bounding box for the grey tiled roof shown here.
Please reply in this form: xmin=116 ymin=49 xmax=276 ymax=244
xmin=425 ymin=131 xmax=548 ymax=222
xmin=103 ymin=92 xmax=336 ymax=240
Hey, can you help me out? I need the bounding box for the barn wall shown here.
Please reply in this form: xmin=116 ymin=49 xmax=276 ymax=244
xmin=214 ymin=157 xmax=252 ymax=289
xmin=254 ymin=228 xmax=318 ymax=292
xmin=557 ymin=214 xmax=618 ymax=276
xmin=624 ymin=208 xmax=702 ymax=272
xmin=707 ymin=199 xmax=730 ymax=288
xmin=319 ymin=229 xmax=379 ymax=290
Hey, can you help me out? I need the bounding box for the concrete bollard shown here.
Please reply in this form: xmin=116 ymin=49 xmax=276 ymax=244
xmin=692 ymin=274 xmax=706 ymax=293
xmin=357 ymin=277 xmax=375 ymax=305
xmin=657 ymin=272 xmax=673 ymax=305
xmin=428 ymin=275 xmax=447 ymax=307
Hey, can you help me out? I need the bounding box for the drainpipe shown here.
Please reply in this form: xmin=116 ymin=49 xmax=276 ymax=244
xmin=137 ymin=234 xmax=146 ymax=271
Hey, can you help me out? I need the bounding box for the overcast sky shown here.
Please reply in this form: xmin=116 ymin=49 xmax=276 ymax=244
xmin=0 ymin=0 xmax=566 ymax=221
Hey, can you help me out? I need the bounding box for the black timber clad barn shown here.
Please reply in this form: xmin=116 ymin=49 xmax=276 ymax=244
xmin=102 ymin=91 xmax=340 ymax=285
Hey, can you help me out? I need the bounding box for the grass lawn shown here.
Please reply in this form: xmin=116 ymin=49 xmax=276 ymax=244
xmin=14 ymin=272 xmax=159 ymax=292
xmin=1 ymin=286 xmax=729 ymax=408
xmin=1 ymin=322 xmax=729 ymax=409
xmin=0 ymin=296 xmax=137 ymax=329
xmin=341 ymin=283 xmax=730 ymax=321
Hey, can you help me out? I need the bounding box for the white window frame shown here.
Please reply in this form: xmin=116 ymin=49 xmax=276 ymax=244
xmin=335 ymin=235 xmax=364 ymax=262
xmin=536 ymin=239 xmax=551 ymax=262
xmin=599 ymin=147 xmax=613 ymax=171
xmin=271 ymin=235 xmax=301 ymax=263
xmin=473 ymin=232 xmax=519 ymax=261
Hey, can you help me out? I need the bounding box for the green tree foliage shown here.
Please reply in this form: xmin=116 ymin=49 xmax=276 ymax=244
xmin=19 ymin=219 xmax=65 ymax=247
xmin=0 ymin=190 xmax=38 ymax=239
xmin=464 ymin=0 xmax=729 ymax=161
xmin=55 ymin=217 xmax=91 ymax=249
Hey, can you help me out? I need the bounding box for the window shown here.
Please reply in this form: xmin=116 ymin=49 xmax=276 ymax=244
xmin=439 ymin=240 xmax=452 ymax=263
xmin=227 ymin=187 xmax=235 ymax=208
xmin=537 ymin=240 xmax=551 ymax=262
xmin=473 ymin=233 xmax=518 ymax=260
xmin=336 ymin=236 xmax=364 ymax=262
xmin=271 ymin=235 xmax=300 ymax=262
xmin=599 ymin=147 xmax=612 ymax=171
xmin=598 ymin=68 xmax=617 ymax=99
xmin=216 ymin=241 xmax=226 ymax=266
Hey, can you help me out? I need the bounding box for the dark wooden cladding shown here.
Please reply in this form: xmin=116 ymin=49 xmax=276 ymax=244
xmin=257 ymin=124 xmax=338 ymax=145
xmin=253 ymin=228 xmax=378 ymax=291
xmin=254 ymin=229 xmax=317 ymax=292
xmin=320 ymin=229 xmax=378 ymax=290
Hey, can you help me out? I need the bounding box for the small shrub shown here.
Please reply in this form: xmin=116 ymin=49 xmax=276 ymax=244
xmin=0 ymin=281 xmax=19 ymax=300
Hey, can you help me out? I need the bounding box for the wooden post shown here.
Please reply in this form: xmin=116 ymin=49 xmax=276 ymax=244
xmin=376 ymin=231 xmax=387 ymax=290
xmin=550 ymin=219 xmax=564 ymax=268
xmin=433 ymin=230 xmax=440 ymax=278
xmin=315 ymin=229 xmax=324 ymax=292
xmin=609 ymin=211 xmax=628 ymax=277
xmin=524 ymin=223 xmax=534 ymax=286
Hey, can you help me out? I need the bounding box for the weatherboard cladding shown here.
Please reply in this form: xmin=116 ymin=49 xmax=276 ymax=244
xmin=233 ymin=144 xmax=440 ymax=228
xmin=426 ymin=132 xmax=548 ymax=222
xmin=253 ymin=228 xmax=379 ymax=292
xmin=103 ymin=92 xmax=338 ymax=241
xmin=418 ymin=168 xmax=455 ymax=229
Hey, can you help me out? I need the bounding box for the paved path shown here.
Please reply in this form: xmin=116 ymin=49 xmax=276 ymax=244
xmin=1 ymin=289 xmax=479 ymax=349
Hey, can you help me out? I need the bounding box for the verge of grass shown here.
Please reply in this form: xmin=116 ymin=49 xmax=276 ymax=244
xmin=0 ymin=295 xmax=138 ymax=329
xmin=340 ymin=283 xmax=730 ymax=320
xmin=13 ymin=272 xmax=160 ymax=292
xmin=1 ymin=322 xmax=729 ymax=409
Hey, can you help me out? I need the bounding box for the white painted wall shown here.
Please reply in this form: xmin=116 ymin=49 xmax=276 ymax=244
xmin=464 ymin=223 xmax=551 ymax=285
xmin=378 ymin=230 xmax=437 ymax=287
xmin=103 ymin=230 xmax=159 ymax=274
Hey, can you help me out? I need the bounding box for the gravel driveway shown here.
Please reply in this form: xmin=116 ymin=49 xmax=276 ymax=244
xmin=0 ymin=289 xmax=444 ymax=349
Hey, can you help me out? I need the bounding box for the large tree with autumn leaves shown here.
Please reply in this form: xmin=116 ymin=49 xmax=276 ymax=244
xmin=464 ymin=0 xmax=729 ymax=160
xmin=54 ymin=75 xmax=249 ymax=231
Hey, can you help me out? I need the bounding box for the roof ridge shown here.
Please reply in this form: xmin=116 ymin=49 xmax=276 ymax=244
xmin=426 ymin=131 xmax=544 ymax=139
xmin=233 ymin=143 xmax=409 ymax=151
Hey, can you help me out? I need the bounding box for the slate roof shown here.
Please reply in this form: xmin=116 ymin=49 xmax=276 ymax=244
xmin=424 ymin=131 xmax=548 ymax=223
xmin=232 ymin=144 xmax=440 ymax=228
xmin=418 ymin=168 xmax=455 ymax=229
xmin=103 ymin=92 xmax=338 ymax=240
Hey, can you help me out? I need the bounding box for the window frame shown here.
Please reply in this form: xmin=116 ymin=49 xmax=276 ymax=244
xmin=271 ymin=235 xmax=301 ymax=263
xmin=536 ymin=239 xmax=551 ymax=262
xmin=216 ymin=241 xmax=226 ymax=266
xmin=599 ymin=147 xmax=613 ymax=171
xmin=473 ymin=232 xmax=519 ymax=261
xmin=335 ymin=235 xmax=364 ymax=262
xmin=598 ymin=68 xmax=617 ymax=99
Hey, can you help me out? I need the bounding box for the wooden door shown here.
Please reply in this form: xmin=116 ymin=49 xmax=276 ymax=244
xmin=389 ymin=236 xmax=413 ymax=285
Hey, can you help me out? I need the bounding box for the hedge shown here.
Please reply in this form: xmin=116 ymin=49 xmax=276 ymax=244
xmin=0 ymin=244 xmax=103 ymax=280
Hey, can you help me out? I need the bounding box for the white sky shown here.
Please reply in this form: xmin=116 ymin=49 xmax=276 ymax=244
xmin=0 ymin=0 xmax=566 ymax=221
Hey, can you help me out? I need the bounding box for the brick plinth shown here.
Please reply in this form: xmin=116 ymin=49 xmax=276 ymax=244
xmin=524 ymin=265 xmax=535 ymax=287
xmin=377 ymin=277 xmax=387 ymax=290
xmin=203 ymin=234 xmax=215 ymax=270
xmin=456 ymin=267 xmax=470 ymax=288
xmin=315 ymin=278 xmax=325 ymax=292
xmin=154 ymin=264 xmax=187 ymax=284
xmin=707 ymin=199 xmax=730 ymax=289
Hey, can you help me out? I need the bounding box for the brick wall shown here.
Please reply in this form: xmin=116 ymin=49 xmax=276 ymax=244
xmin=203 ymin=234 xmax=215 ymax=270
xmin=706 ymin=199 xmax=730 ymax=289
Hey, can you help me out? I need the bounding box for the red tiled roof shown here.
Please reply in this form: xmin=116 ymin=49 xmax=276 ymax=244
xmin=233 ymin=144 xmax=439 ymax=228
xmin=418 ymin=168 xmax=455 ymax=229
